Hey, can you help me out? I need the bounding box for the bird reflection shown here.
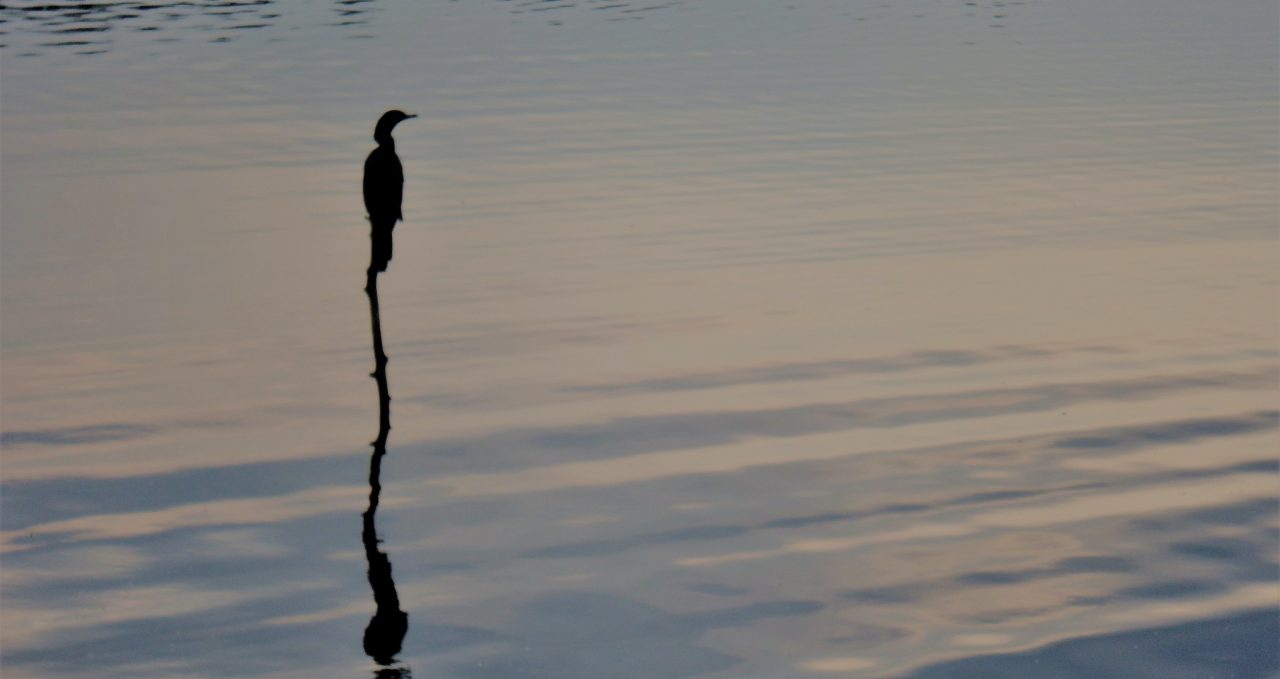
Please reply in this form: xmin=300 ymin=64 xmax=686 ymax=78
xmin=362 ymin=266 xmax=410 ymax=674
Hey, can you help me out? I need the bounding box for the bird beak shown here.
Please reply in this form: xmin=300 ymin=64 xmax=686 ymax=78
xmin=405 ymin=114 xmax=418 ymax=119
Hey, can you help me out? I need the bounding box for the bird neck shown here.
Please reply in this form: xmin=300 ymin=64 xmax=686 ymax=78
xmin=374 ymin=134 xmax=395 ymax=148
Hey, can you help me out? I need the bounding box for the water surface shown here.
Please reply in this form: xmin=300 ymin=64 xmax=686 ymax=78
xmin=2 ymin=1 xmax=1277 ymax=677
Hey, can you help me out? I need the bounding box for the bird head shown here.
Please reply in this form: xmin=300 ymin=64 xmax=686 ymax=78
xmin=373 ymin=110 xmax=416 ymax=145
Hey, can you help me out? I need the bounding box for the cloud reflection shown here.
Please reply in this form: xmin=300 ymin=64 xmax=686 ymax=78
xmin=449 ymin=591 xmax=822 ymax=679
xmin=905 ymin=608 xmax=1278 ymax=679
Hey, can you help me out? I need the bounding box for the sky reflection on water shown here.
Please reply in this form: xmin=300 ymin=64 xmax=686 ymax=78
xmin=2 ymin=0 xmax=1278 ymax=677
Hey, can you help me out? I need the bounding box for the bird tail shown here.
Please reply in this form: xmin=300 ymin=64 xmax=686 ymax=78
xmin=370 ymin=219 xmax=394 ymax=273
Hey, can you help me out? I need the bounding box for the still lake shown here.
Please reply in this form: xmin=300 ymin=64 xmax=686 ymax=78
xmin=2 ymin=1 xmax=1277 ymax=677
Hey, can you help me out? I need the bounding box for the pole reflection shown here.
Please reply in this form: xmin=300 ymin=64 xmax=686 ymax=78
xmin=362 ymin=269 xmax=410 ymax=676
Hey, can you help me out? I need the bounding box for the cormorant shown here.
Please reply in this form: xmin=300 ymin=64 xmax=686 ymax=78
xmin=364 ymin=110 xmax=416 ymax=274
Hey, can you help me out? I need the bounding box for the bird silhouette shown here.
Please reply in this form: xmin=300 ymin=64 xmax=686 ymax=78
xmin=364 ymin=110 xmax=416 ymax=274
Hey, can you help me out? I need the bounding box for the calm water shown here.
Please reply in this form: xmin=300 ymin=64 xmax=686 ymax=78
xmin=2 ymin=1 xmax=1278 ymax=677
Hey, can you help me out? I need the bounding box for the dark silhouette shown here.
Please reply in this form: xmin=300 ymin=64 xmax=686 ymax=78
xmin=360 ymin=109 xmax=414 ymax=673
xmin=362 ymin=264 xmax=409 ymax=672
xmin=364 ymin=110 xmax=416 ymax=274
